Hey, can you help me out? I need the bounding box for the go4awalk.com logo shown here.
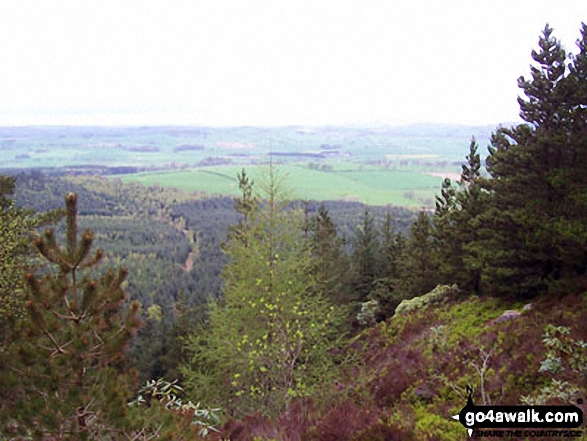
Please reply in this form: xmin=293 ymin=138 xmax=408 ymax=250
xmin=452 ymin=387 xmax=584 ymax=438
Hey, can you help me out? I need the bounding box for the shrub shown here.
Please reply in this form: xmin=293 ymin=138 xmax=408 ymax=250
xmin=395 ymin=285 xmax=459 ymax=315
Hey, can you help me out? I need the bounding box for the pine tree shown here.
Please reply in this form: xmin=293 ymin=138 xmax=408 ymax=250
xmin=399 ymin=211 xmax=439 ymax=299
xmin=351 ymin=209 xmax=380 ymax=302
xmin=434 ymin=177 xmax=458 ymax=279
xmin=309 ymin=203 xmax=351 ymax=305
xmin=456 ymin=139 xmax=486 ymax=293
xmin=474 ymin=24 xmax=587 ymax=296
xmin=227 ymin=168 xmax=257 ymax=247
xmin=366 ymin=211 xmax=408 ymax=321
xmin=552 ymin=23 xmax=587 ymax=278
xmin=379 ymin=210 xmax=397 ymax=281
xmin=5 ymin=193 xmax=142 ymax=439
xmin=392 ymin=230 xmax=407 ymax=279
xmin=434 ymin=138 xmax=485 ymax=293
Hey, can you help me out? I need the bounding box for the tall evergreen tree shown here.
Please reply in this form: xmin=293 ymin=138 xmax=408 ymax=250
xmin=3 ymin=193 xmax=142 ymax=439
xmin=434 ymin=138 xmax=485 ymax=293
xmin=434 ymin=177 xmax=459 ymax=281
xmin=351 ymin=209 xmax=380 ymax=302
xmin=309 ymin=203 xmax=351 ymax=305
xmin=227 ymin=168 xmax=258 ymax=247
xmin=475 ymin=24 xmax=587 ymax=296
xmin=399 ymin=211 xmax=439 ymax=299
xmin=552 ymin=22 xmax=587 ymax=277
xmin=366 ymin=211 xmax=409 ymax=321
xmin=379 ymin=210 xmax=398 ymax=281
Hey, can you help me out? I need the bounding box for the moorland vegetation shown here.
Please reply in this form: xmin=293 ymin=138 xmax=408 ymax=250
xmin=0 ymin=23 xmax=586 ymax=440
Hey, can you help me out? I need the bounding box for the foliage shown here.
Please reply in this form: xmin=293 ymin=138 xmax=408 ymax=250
xmin=182 ymin=167 xmax=346 ymax=417
xmin=226 ymin=168 xmax=257 ymax=247
xmin=434 ymin=23 xmax=587 ymax=297
xmin=396 ymin=211 xmax=440 ymax=300
xmin=312 ymin=400 xmax=377 ymax=440
xmin=308 ymin=202 xmax=353 ymax=307
xmin=365 ymin=221 xmax=408 ymax=322
xmin=521 ymin=324 xmax=587 ymax=405
xmin=351 ymin=209 xmax=381 ymax=302
xmin=128 ymin=378 xmax=221 ymax=438
xmin=12 ymin=171 xmax=417 ymax=381
xmin=3 ymin=25 xmax=586 ymax=439
xmin=394 ymin=284 xmax=459 ymax=315
xmin=540 ymin=325 xmax=587 ymax=375
xmin=433 ymin=138 xmax=484 ymax=293
xmin=351 ymin=208 xmax=425 ymax=324
xmin=12 ymin=173 xmax=216 ymax=382
xmin=357 ymin=300 xmax=380 ymax=326
xmin=413 ymin=405 xmax=464 ymax=441
xmin=0 ymin=175 xmax=63 ymax=338
xmin=350 ymin=291 xmax=584 ymax=440
xmin=216 ymin=289 xmax=582 ymax=440
xmin=0 ymin=178 xmax=34 ymax=329
xmin=2 ymin=193 xmax=141 ymax=439
xmin=439 ymin=296 xmax=505 ymax=347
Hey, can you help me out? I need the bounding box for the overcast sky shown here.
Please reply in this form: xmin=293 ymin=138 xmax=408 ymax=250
xmin=0 ymin=1 xmax=584 ymax=127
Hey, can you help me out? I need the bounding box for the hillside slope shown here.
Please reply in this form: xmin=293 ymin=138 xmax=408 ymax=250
xmin=220 ymin=288 xmax=587 ymax=440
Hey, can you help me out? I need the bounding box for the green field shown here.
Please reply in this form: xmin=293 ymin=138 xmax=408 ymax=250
xmin=0 ymin=125 xmax=478 ymax=207
xmin=114 ymin=163 xmax=446 ymax=207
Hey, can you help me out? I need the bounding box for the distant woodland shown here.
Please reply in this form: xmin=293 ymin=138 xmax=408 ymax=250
xmin=0 ymin=24 xmax=586 ymax=440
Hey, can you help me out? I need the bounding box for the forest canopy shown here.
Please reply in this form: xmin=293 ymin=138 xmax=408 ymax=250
xmin=0 ymin=22 xmax=586 ymax=440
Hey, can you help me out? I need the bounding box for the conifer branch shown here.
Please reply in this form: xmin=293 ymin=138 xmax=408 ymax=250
xmin=44 ymin=330 xmax=69 ymax=355
xmin=50 ymin=309 xmax=84 ymax=322
xmin=65 ymin=193 xmax=78 ymax=259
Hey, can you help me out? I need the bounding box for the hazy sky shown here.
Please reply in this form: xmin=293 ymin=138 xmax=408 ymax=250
xmin=0 ymin=1 xmax=584 ymax=127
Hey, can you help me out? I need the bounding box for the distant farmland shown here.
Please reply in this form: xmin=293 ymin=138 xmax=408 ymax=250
xmin=113 ymin=163 xmax=446 ymax=207
xmin=0 ymin=124 xmax=485 ymax=207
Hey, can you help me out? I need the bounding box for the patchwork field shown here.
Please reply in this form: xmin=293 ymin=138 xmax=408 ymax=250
xmin=1 ymin=124 xmax=492 ymax=207
xmin=115 ymin=163 xmax=446 ymax=207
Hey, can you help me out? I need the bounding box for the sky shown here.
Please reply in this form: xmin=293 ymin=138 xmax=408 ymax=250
xmin=0 ymin=1 xmax=584 ymax=127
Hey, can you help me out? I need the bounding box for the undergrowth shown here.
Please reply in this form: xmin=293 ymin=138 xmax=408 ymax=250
xmin=216 ymin=291 xmax=587 ymax=440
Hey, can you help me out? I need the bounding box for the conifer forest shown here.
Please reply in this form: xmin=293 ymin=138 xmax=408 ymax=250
xmin=1 ymin=24 xmax=586 ymax=440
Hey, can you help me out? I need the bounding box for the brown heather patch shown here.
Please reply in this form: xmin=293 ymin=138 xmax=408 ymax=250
xmin=351 ymin=416 xmax=417 ymax=441
xmin=530 ymin=291 xmax=587 ymax=345
xmin=371 ymin=348 xmax=426 ymax=407
xmin=313 ymin=399 xmax=379 ymax=441
xmin=217 ymin=400 xmax=318 ymax=441
xmin=277 ymin=399 xmax=317 ymax=441
xmin=220 ymin=413 xmax=278 ymax=441
xmin=490 ymin=317 xmax=547 ymax=403
xmin=359 ymin=308 xmax=439 ymax=371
